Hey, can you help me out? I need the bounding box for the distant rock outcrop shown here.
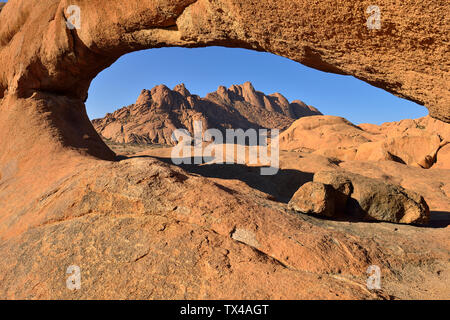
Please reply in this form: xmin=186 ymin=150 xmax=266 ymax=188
xmin=92 ymin=82 xmax=321 ymax=145
xmin=280 ymin=115 xmax=450 ymax=169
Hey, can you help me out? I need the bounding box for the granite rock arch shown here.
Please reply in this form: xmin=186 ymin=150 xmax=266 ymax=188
xmin=0 ymin=0 xmax=448 ymax=162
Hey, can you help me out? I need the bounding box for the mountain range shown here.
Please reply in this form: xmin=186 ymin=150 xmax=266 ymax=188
xmin=92 ymin=82 xmax=322 ymax=145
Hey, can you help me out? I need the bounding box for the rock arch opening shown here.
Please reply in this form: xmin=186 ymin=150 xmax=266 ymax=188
xmin=86 ymin=46 xmax=428 ymax=126
xmin=0 ymin=0 xmax=448 ymax=164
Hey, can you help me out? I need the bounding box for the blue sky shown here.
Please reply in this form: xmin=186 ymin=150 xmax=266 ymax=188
xmin=86 ymin=47 xmax=428 ymax=125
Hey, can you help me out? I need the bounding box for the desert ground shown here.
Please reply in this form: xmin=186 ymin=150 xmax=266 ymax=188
xmin=93 ymin=112 xmax=450 ymax=300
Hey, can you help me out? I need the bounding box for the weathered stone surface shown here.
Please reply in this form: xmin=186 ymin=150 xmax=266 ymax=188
xmin=280 ymin=116 xmax=372 ymax=153
xmin=312 ymin=171 xmax=430 ymax=225
xmin=289 ymin=170 xmax=430 ymax=224
xmin=354 ymin=135 xmax=442 ymax=168
xmin=0 ymin=157 xmax=395 ymax=299
xmin=313 ymin=171 xmax=353 ymax=213
xmin=280 ymin=115 xmax=450 ymax=169
xmin=1 ymin=131 xmax=449 ymax=299
xmin=288 ymin=182 xmax=337 ymax=217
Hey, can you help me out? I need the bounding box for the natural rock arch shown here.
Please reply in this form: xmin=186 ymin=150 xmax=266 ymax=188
xmin=0 ymin=0 xmax=448 ymax=163
xmin=1 ymin=1 xmax=450 ymax=300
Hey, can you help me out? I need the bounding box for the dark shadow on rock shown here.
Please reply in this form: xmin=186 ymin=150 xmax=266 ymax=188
xmin=123 ymin=155 xmax=313 ymax=203
xmin=426 ymin=211 xmax=450 ymax=228
xmin=342 ymin=200 xmax=449 ymax=229
xmin=115 ymin=155 xmax=129 ymax=161
xmin=116 ymin=154 xmax=449 ymax=229
xmin=289 ymin=209 xmax=450 ymax=229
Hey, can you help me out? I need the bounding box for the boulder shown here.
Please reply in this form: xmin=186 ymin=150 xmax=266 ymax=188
xmin=288 ymin=182 xmax=338 ymax=218
xmin=313 ymin=171 xmax=353 ymax=213
xmin=313 ymin=171 xmax=430 ymax=225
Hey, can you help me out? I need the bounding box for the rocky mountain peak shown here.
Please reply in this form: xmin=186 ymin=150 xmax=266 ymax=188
xmin=242 ymin=81 xmax=256 ymax=92
xmin=135 ymin=89 xmax=152 ymax=106
xmin=93 ymin=83 xmax=322 ymax=145
xmin=173 ymin=83 xmax=191 ymax=97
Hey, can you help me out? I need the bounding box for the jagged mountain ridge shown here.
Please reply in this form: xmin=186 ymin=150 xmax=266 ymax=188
xmin=92 ymin=82 xmax=322 ymax=145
